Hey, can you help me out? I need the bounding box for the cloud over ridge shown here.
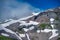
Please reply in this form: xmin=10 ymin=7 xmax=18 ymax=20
xmin=0 ymin=0 xmax=40 ymax=21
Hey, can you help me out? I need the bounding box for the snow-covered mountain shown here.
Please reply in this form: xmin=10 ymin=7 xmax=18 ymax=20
xmin=0 ymin=7 xmax=60 ymax=40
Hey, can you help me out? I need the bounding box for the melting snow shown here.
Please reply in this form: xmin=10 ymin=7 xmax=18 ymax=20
xmin=29 ymin=26 xmax=34 ymax=30
xmin=44 ymin=29 xmax=51 ymax=33
xmin=51 ymin=24 xmax=54 ymax=28
xmin=41 ymin=29 xmax=59 ymax=39
xmin=26 ymin=33 xmax=30 ymax=40
xmin=1 ymin=33 xmax=9 ymax=37
xmin=38 ymin=29 xmax=59 ymax=39
xmin=1 ymin=20 xmax=17 ymax=27
xmin=19 ymin=34 xmax=25 ymax=37
xmin=3 ymin=28 xmax=15 ymax=34
xmin=29 ymin=21 xmax=39 ymax=25
xmin=50 ymin=18 xmax=54 ymax=22
xmin=37 ymin=30 xmax=40 ymax=33
xmin=19 ymin=15 xmax=34 ymax=21
xmin=32 ymin=12 xmax=40 ymax=16
xmin=23 ymin=28 xmax=29 ymax=32
xmin=49 ymin=29 xmax=59 ymax=39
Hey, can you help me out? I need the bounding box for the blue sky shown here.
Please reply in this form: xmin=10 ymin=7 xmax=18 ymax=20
xmin=0 ymin=0 xmax=60 ymax=21
xmin=17 ymin=0 xmax=60 ymax=10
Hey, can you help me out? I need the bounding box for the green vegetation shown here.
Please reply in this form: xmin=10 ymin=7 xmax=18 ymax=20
xmin=31 ymin=37 xmax=34 ymax=40
xmin=39 ymin=23 xmax=52 ymax=30
xmin=17 ymin=28 xmax=25 ymax=34
xmin=55 ymin=17 xmax=59 ymax=20
xmin=0 ymin=35 xmax=16 ymax=40
xmin=19 ymin=30 xmax=25 ymax=34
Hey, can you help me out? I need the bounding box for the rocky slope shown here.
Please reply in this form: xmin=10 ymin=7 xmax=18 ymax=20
xmin=26 ymin=7 xmax=60 ymax=23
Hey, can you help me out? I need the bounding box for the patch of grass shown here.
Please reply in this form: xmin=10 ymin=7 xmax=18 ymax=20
xmin=0 ymin=35 xmax=16 ymax=40
xmin=39 ymin=23 xmax=52 ymax=30
xmin=55 ymin=17 xmax=59 ymax=20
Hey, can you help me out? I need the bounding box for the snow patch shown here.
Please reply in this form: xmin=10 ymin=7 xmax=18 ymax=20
xmin=50 ymin=18 xmax=54 ymax=22
xmin=19 ymin=34 xmax=25 ymax=37
xmin=29 ymin=21 xmax=39 ymax=25
xmin=19 ymin=15 xmax=34 ymax=20
xmin=32 ymin=12 xmax=40 ymax=16
xmin=23 ymin=28 xmax=29 ymax=32
xmin=49 ymin=29 xmax=59 ymax=39
xmin=3 ymin=28 xmax=15 ymax=34
xmin=29 ymin=26 xmax=34 ymax=30
xmin=1 ymin=33 xmax=9 ymax=37
xmin=37 ymin=30 xmax=40 ymax=33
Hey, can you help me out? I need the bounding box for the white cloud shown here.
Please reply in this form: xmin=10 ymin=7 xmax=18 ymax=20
xmin=0 ymin=0 xmax=40 ymax=21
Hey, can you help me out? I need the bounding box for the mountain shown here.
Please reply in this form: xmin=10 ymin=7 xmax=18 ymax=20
xmin=0 ymin=7 xmax=60 ymax=40
xmin=25 ymin=7 xmax=60 ymax=23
